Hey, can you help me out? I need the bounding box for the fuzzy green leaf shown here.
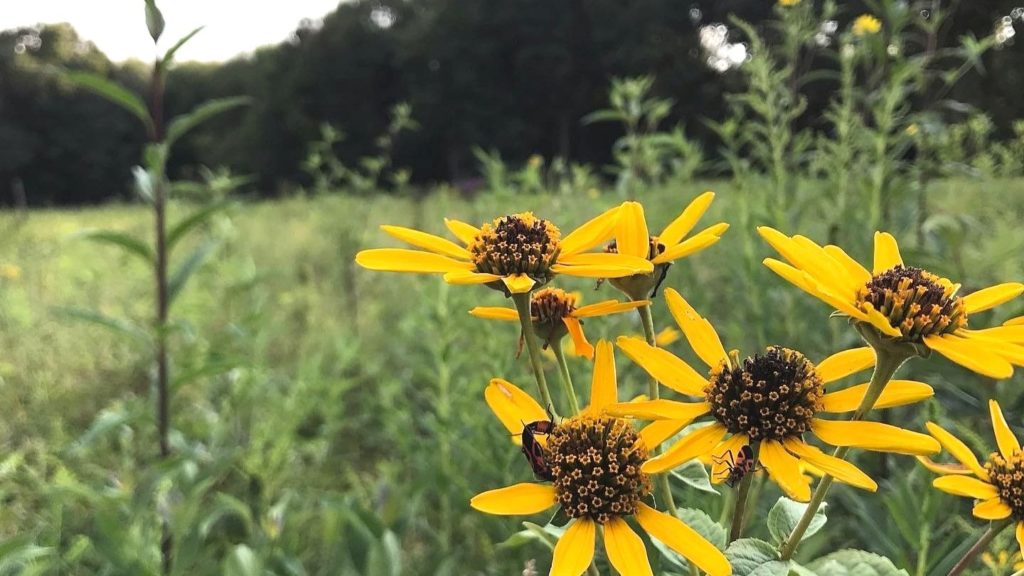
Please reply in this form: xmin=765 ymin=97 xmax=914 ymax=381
xmin=807 ymin=550 xmax=908 ymax=576
xmin=167 ymin=200 xmax=235 ymax=251
xmin=168 ymin=240 xmax=220 ymax=305
xmin=671 ymin=460 xmax=719 ymax=495
xmin=726 ymin=538 xmax=785 ymax=576
xmin=767 ymin=497 xmax=827 ymax=545
xmin=165 ymin=97 xmax=251 ymax=150
xmin=223 ymin=545 xmax=261 ymax=576
xmin=144 ymin=0 xmax=165 ymax=42
xmin=66 ymin=72 xmax=152 ymax=133
xmin=75 ymin=229 xmax=154 ymax=264
xmin=163 ymin=27 xmax=204 ymax=66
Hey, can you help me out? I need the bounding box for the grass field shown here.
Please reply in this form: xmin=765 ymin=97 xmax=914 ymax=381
xmin=2 ymin=178 xmax=1024 ymax=574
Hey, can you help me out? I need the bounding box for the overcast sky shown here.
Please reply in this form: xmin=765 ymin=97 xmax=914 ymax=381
xmin=4 ymin=1 xmax=341 ymax=62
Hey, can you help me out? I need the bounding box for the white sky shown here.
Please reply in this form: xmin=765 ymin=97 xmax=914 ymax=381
xmin=3 ymin=1 xmax=342 ymax=62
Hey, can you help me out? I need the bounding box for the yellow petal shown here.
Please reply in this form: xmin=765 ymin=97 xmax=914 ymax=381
xmin=663 ymin=289 xmax=728 ymax=369
xmin=658 ymin=191 xmax=716 ymax=247
xmin=642 ymin=424 xmax=726 ymax=474
xmin=1017 ymin=522 xmax=1024 ymax=557
xmin=816 ymin=347 xmax=876 ymax=384
xmin=782 ymin=438 xmax=877 ymax=492
xmin=470 ymin=483 xmax=557 ymax=515
xmin=559 ymin=205 xmax=621 ymax=256
xmin=962 ymin=283 xmax=1024 ymax=314
xmin=589 ymin=340 xmax=618 ymax=411
xmin=564 ymin=317 xmax=595 ymax=359
xmin=380 ymin=225 xmax=471 ymax=259
xmin=443 ymin=270 xmax=502 ymax=285
xmin=355 ymin=248 xmax=474 ymax=273
xmin=924 ymin=334 xmax=1014 ymax=380
xmin=484 ymin=378 xmax=547 ymax=437
xmin=974 ymin=497 xmax=1013 ymax=520
xmin=932 ymin=476 xmax=999 ymax=499
xmin=469 ymin=306 xmax=519 ymax=321
xmin=819 ymin=380 xmax=933 ymax=413
xmin=916 ymin=456 xmax=973 ymax=475
xmin=651 ymin=230 xmax=723 ymax=264
xmin=616 ymin=336 xmax=708 ymax=396
xmin=639 ymin=420 xmax=688 ymax=450
xmin=925 ymin=422 xmax=989 ymax=480
xmin=822 ymin=244 xmax=872 ymax=285
xmin=556 ymin=252 xmax=654 ymax=273
xmin=655 ymin=327 xmax=681 ymax=347
xmin=761 ymin=258 xmax=869 ymax=322
xmin=964 ymin=325 xmax=1024 ymax=343
xmin=710 ymin=434 xmax=749 ymax=485
xmin=617 ymin=202 xmax=651 ymax=259
xmin=502 ymin=274 xmax=536 ymax=294
xmin=573 ymin=299 xmax=647 ymax=318
xmin=605 ymin=400 xmax=710 ymax=422
xmin=604 ymin=517 xmax=653 ymax=576
xmin=760 ymin=440 xmax=812 ymax=501
xmin=872 ymin=231 xmax=903 ymax=274
xmin=634 ymin=502 xmax=731 ymax=576
xmin=862 ymin=303 xmax=904 ymax=337
xmin=551 ymin=519 xmax=597 ymax=576
xmin=990 ymin=400 xmax=1021 ymax=459
xmin=758 ymin=228 xmax=857 ymax=299
xmin=444 ymin=218 xmax=480 ymax=245
xmin=811 ymin=419 xmax=940 ymax=455
xmin=1006 ymin=316 xmax=1024 ymax=327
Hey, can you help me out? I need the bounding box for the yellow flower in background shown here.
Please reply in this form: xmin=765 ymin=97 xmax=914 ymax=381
xmin=605 ymin=288 xmax=940 ymax=502
xmin=469 ymin=288 xmax=646 ymax=359
xmin=760 ymin=228 xmax=1024 ymax=379
xmin=0 ymin=264 xmax=21 ymax=280
xmin=906 ymin=124 xmax=920 ymax=137
xmin=527 ymin=154 xmax=543 ymax=169
xmin=654 ymin=326 xmax=681 ymax=347
xmin=922 ymin=400 xmax=1024 ymax=556
xmin=356 ymin=208 xmax=653 ymax=294
xmin=607 ymin=192 xmax=729 ymax=299
xmin=474 ymin=343 xmax=732 ymax=576
xmin=852 ymin=14 xmax=882 ymax=36
xmin=778 ymin=0 xmax=802 ymax=6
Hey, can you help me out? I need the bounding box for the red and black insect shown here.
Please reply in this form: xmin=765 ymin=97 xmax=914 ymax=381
xmin=712 ymin=445 xmax=760 ymax=487
xmin=519 ymin=407 xmax=557 ymax=481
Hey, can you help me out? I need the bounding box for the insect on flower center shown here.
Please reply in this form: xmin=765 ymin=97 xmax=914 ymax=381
xmin=547 ymin=415 xmax=650 ymax=523
xmin=985 ymin=451 xmax=1024 ymax=519
xmin=706 ymin=346 xmax=824 ymax=441
xmin=856 ymin=265 xmax=967 ymax=341
xmin=605 ymin=236 xmax=667 ymax=261
xmin=468 ymin=213 xmax=561 ymax=279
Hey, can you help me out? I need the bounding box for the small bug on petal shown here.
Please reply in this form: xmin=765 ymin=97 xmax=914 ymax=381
xmin=712 ymin=444 xmax=759 ymax=487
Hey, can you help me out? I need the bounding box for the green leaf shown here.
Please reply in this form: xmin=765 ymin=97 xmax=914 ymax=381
xmin=132 ymin=166 xmax=154 ymax=203
xmin=726 ymin=538 xmax=784 ymax=576
xmin=767 ymin=497 xmax=827 ymax=546
xmin=70 ymin=407 xmax=132 ymax=455
xmin=167 ymin=199 xmax=234 ymax=251
xmin=671 ymin=460 xmax=720 ymax=495
xmin=521 ymin=522 xmax=563 ymax=552
xmin=0 ymin=536 xmax=53 ymax=573
xmin=66 ymin=72 xmax=152 ymax=133
xmin=168 ymin=240 xmax=220 ymax=305
xmin=223 ymin=544 xmax=261 ymax=576
xmin=164 ymin=26 xmax=204 ymax=65
xmin=144 ymin=0 xmax=165 ymax=43
xmin=74 ymin=229 xmax=154 ymax=264
xmin=165 ymin=97 xmax=252 ymax=150
xmin=807 ymin=550 xmax=908 ymax=576
xmin=53 ymin=307 xmax=151 ymax=344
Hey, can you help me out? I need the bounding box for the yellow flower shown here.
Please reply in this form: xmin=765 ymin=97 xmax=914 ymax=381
xmin=608 ymin=192 xmax=729 ymax=298
xmin=655 ymin=327 xmax=681 ymax=347
xmin=759 ymin=227 xmax=1024 ymax=379
xmin=473 ymin=342 xmax=732 ymax=576
xmin=852 ymin=14 xmax=882 ymax=36
xmin=922 ymin=400 xmax=1024 ymax=557
xmin=469 ymin=288 xmax=646 ymax=359
xmin=356 ymin=208 xmax=653 ymax=294
xmin=906 ymin=123 xmax=920 ymax=136
xmin=0 ymin=264 xmax=21 ymax=280
xmin=778 ymin=0 xmax=802 ymax=6
xmin=605 ymin=288 xmax=940 ymax=502
xmin=527 ymin=154 xmax=543 ymax=169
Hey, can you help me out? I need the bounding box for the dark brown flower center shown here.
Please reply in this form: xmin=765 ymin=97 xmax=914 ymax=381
xmin=548 ymin=416 xmax=650 ymax=523
xmin=531 ymin=288 xmax=577 ymax=323
xmin=706 ymin=346 xmax=824 ymax=441
xmin=468 ymin=213 xmax=560 ymax=279
xmin=856 ymin=265 xmax=966 ymax=340
xmin=605 ymin=236 xmax=667 ymax=261
xmin=985 ymin=451 xmax=1024 ymax=519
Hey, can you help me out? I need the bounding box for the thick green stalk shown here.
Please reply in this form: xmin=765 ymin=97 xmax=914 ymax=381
xmin=511 ymin=291 xmax=555 ymax=414
xmin=552 ymin=341 xmax=581 ymax=415
xmin=637 ymin=303 xmax=678 ymax=515
xmin=778 ymin=341 xmax=914 ymax=560
xmin=729 ymin=442 xmax=760 ymax=542
xmin=947 ymin=521 xmax=1012 ymax=576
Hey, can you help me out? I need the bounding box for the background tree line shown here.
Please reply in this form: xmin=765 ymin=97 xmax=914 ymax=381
xmin=0 ymin=0 xmax=1021 ymax=205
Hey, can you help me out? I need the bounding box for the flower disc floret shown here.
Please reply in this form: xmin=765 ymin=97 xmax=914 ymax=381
xmin=548 ymin=415 xmax=651 ymax=523
xmin=858 ymin=265 xmax=967 ymax=341
xmin=707 ymin=346 xmax=824 ymax=441
xmin=531 ymin=288 xmax=577 ymax=323
xmin=986 ymin=451 xmax=1024 ymax=519
xmin=468 ymin=212 xmax=560 ymax=280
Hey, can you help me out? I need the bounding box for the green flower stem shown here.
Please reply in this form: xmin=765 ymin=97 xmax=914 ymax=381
xmin=779 ymin=336 xmax=915 ymax=560
xmin=729 ymin=442 xmax=761 ymax=542
xmin=637 ymin=302 xmax=679 ymax=516
xmin=947 ymin=520 xmax=1012 ymax=576
xmin=512 ymin=291 xmax=556 ymax=415
xmin=552 ymin=340 xmax=581 ymax=415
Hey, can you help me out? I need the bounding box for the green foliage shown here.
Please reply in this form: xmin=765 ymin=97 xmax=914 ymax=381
xmin=767 ymin=498 xmax=826 ymax=547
